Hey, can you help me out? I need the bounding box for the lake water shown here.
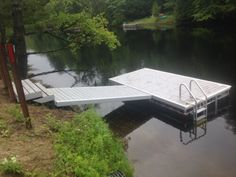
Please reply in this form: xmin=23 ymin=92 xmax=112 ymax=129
xmin=25 ymin=27 xmax=236 ymax=177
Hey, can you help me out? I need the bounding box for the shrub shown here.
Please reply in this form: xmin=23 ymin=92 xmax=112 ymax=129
xmin=0 ymin=156 xmax=24 ymax=175
xmin=54 ymin=109 xmax=133 ymax=177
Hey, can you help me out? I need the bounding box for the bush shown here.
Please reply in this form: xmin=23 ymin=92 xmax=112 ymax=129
xmin=0 ymin=156 xmax=24 ymax=175
xmin=54 ymin=109 xmax=133 ymax=177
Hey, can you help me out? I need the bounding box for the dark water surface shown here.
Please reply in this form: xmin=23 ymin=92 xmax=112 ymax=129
xmin=25 ymin=28 xmax=236 ymax=177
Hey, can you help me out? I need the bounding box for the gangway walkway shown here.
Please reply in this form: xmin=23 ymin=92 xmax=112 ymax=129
xmin=48 ymin=86 xmax=151 ymax=107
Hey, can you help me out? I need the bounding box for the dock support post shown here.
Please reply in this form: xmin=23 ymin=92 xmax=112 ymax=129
xmin=7 ymin=43 xmax=32 ymax=129
xmin=215 ymin=96 xmax=218 ymax=115
xmin=0 ymin=44 xmax=16 ymax=102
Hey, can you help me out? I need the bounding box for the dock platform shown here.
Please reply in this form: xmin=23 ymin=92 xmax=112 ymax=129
xmin=110 ymin=68 xmax=231 ymax=114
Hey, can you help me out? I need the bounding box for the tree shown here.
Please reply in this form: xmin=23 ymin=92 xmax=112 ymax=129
xmin=0 ymin=0 xmax=120 ymax=54
xmin=152 ymin=1 xmax=160 ymax=17
xmin=124 ymin=0 xmax=153 ymax=20
xmin=176 ymin=0 xmax=193 ymax=24
xmin=163 ymin=0 xmax=176 ymax=13
xmin=192 ymin=0 xmax=236 ymax=22
xmin=11 ymin=0 xmax=28 ymax=78
xmin=175 ymin=0 xmax=236 ymax=24
xmin=105 ymin=0 xmax=127 ymax=26
xmin=44 ymin=0 xmax=120 ymax=51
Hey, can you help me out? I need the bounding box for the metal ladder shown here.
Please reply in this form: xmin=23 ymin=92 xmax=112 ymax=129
xmin=189 ymin=80 xmax=208 ymax=123
xmin=179 ymin=80 xmax=208 ymax=123
xmin=180 ymin=120 xmax=207 ymax=145
xmin=179 ymin=80 xmax=208 ymax=144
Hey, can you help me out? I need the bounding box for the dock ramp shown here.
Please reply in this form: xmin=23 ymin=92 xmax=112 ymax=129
xmin=13 ymin=79 xmax=42 ymax=101
xmin=48 ymin=86 xmax=151 ymax=107
xmin=13 ymin=79 xmax=54 ymax=103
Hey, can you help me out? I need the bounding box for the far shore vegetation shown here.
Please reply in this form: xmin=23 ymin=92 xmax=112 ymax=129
xmin=124 ymin=15 xmax=175 ymax=30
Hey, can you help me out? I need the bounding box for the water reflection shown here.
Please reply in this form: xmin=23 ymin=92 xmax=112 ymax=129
xmin=104 ymin=100 xmax=235 ymax=177
xmin=105 ymin=100 xmax=229 ymax=145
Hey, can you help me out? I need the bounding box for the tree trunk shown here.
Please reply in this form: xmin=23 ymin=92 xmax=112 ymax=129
xmin=11 ymin=0 xmax=32 ymax=129
xmin=0 ymin=23 xmax=16 ymax=102
xmin=0 ymin=24 xmax=8 ymax=88
xmin=11 ymin=0 xmax=27 ymax=79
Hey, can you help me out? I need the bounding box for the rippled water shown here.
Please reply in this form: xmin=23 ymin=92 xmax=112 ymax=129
xmin=25 ymin=27 xmax=236 ymax=177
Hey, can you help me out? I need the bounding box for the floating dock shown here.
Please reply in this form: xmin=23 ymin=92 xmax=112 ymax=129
xmin=110 ymin=68 xmax=231 ymax=114
xmin=16 ymin=68 xmax=231 ymax=119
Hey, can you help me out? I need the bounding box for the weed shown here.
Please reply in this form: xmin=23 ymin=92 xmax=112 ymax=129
xmin=0 ymin=120 xmax=9 ymax=138
xmin=0 ymin=120 xmax=7 ymax=129
xmin=46 ymin=113 xmax=62 ymax=132
xmin=25 ymin=171 xmax=49 ymax=177
xmin=7 ymin=104 xmax=24 ymax=123
xmin=0 ymin=156 xmax=24 ymax=175
xmin=54 ymin=109 xmax=133 ymax=177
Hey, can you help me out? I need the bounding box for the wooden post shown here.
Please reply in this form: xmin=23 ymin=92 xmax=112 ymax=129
xmin=0 ymin=44 xmax=8 ymax=88
xmin=7 ymin=43 xmax=32 ymax=129
xmin=0 ymin=44 xmax=16 ymax=102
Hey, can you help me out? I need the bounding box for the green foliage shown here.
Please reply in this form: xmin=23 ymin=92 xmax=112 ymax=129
xmin=163 ymin=0 xmax=176 ymax=13
xmin=176 ymin=0 xmax=193 ymax=23
xmin=54 ymin=109 xmax=133 ymax=177
xmin=0 ymin=0 xmax=11 ymax=26
xmin=0 ymin=156 xmax=24 ymax=175
xmin=1 ymin=0 xmax=120 ymax=52
xmin=175 ymin=0 xmax=236 ymax=23
xmin=105 ymin=0 xmax=154 ymax=25
xmin=105 ymin=0 xmax=127 ymax=26
xmin=47 ymin=12 xmax=120 ymax=51
xmin=126 ymin=14 xmax=175 ymax=30
xmin=0 ymin=119 xmax=6 ymax=129
xmin=0 ymin=120 xmax=9 ymax=138
xmin=192 ymin=0 xmax=236 ymax=22
xmin=46 ymin=113 xmax=62 ymax=132
xmin=7 ymin=104 xmax=24 ymax=123
xmin=152 ymin=1 xmax=161 ymax=17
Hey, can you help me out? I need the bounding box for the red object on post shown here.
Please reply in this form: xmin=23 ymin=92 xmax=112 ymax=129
xmin=6 ymin=43 xmax=32 ymax=128
xmin=6 ymin=44 xmax=16 ymax=64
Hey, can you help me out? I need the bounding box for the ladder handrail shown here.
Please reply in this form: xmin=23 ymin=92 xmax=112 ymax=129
xmin=189 ymin=80 xmax=208 ymax=102
xmin=179 ymin=84 xmax=198 ymax=107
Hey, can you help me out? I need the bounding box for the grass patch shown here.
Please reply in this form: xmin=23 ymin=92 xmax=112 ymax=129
xmin=0 ymin=156 xmax=24 ymax=176
xmin=7 ymin=104 xmax=24 ymax=123
xmin=0 ymin=82 xmax=132 ymax=176
xmin=127 ymin=15 xmax=175 ymax=30
xmin=0 ymin=120 xmax=9 ymax=138
xmin=54 ymin=109 xmax=133 ymax=177
xmin=46 ymin=113 xmax=62 ymax=133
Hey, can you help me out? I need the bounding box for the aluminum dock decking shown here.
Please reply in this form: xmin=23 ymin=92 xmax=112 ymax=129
xmin=48 ymin=86 xmax=151 ymax=107
xmin=16 ymin=68 xmax=231 ymax=119
xmin=110 ymin=68 xmax=231 ymax=114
